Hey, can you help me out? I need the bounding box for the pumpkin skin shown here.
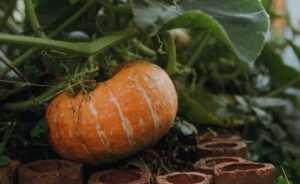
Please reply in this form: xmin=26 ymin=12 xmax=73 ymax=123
xmin=46 ymin=61 xmax=178 ymax=164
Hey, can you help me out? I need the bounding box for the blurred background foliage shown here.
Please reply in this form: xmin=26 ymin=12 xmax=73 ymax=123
xmin=0 ymin=0 xmax=299 ymax=183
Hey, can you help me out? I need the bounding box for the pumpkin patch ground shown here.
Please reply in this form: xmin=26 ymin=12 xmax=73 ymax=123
xmin=0 ymin=0 xmax=299 ymax=183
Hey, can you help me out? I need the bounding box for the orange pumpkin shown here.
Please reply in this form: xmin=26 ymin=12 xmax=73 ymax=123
xmin=46 ymin=61 xmax=178 ymax=164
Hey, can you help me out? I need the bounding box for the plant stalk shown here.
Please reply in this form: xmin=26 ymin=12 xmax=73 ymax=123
xmin=0 ymin=0 xmax=17 ymax=31
xmin=0 ymin=29 xmax=138 ymax=55
xmin=24 ymin=0 xmax=46 ymax=37
xmin=161 ymin=31 xmax=177 ymax=76
xmin=187 ymin=33 xmax=210 ymax=67
xmin=267 ymin=75 xmax=300 ymax=96
xmin=132 ymin=39 xmax=157 ymax=58
xmin=3 ymin=82 xmax=66 ymax=111
xmin=0 ymin=0 xmax=96 ymax=78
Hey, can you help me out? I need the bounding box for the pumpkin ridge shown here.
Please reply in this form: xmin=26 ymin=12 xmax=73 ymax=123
xmin=55 ymin=100 xmax=73 ymax=159
xmin=128 ymin=75 xmax=160 ymax=139
xmin=110 ymin=72 xmax=157 ymax=149
xmin=106 ymin=88 xmax=135 ymax=146
xmin=47 ymin=98 xmax=61 ymax=156
xmin=57 ymin=97 xmax=83 ymax=161
xmin=74 ymin=95 xmax=94 ymax=159
xmin=88 ymin=96 xmax=113 ymax=153
xmin=139 ymin=70 xmax=172 ymax=136
xmin=143 ymin=71 xmax=178 ymax=127
xmin=67 ymin=97 xmax=92 ymax=161
xmin=77 ymin=95 xmax=112 ymax=157
xmin=96 ymin=82 xmax=131 ymax=157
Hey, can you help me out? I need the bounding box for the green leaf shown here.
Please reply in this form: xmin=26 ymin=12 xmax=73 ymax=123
xmin=173 ymin=119 xmax=197 ymax=136
xmin=250 ymin=97 xmax=287 ymax=108
xmin=291 ymin=159 xmax=300 ymax=180
xmin=0 ymin=155 xmax=10 ymax=167
xmin=30 ymin=118 xmax=48 ymax=138
xmin=277 ymin=176 xmax=293 ymax=184
xmin=261 ymin=46 xmax=299 ymax=87
xmin=287 ymin=40 xmax=300 ymax=62
xmin=252 ymin=107 xmax=272 ymax=127
xmin=281 ymin=142 xmax=300 ymax=157
xmin=261 ymin=0 xmax=272 ymax=11
xmin=178 ymin=92 xmax=223 ymax=126
xmin=132 ymin=0 xmax=270 ymax=63
xmin=270 ymin=124 xmax=286 ymax=140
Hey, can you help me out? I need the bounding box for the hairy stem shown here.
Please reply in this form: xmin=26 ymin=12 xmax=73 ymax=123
xmin=0 ymin=0 xmax=17 ymax=31
xmin=3 ymin=79 xmax=97 ymax=111
xmin=49 ymin=0 xmax=95 ymax=37
xmin=161 ymin=31 xmax=177 ymax=76
xmin=3 ymin=82 xmax=66 ymax=111
xmin=132 ymin=39 xmax=157 ymax=58
xmin=0 ymin=54 xmax=25 ymax=79
xmin=0 ymin=29 xmax=138 ymax=55
xmin=24 ymin=0 xmax=46 ymax=37
xmin=0 ymin=48 xmax=38 ymax=78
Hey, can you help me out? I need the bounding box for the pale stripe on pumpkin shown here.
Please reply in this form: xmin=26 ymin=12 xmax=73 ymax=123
xmin=139 ymin=118 xmax=145 ymax=133
xmin=107 ymin=90 xmax=135 ymax=145
xmin=144 ymin=73 xmax=177 ymax=124
xmin=88 ymin=99 xmax=112 ymax=152
xmin=128 ymin=75 xmax=160 ymax=138
xmin=81 ymin=142 xmax=92 ymax=156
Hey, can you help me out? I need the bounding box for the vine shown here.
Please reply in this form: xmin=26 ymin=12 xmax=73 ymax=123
xmin=0 ymin=0 xmax=17 ymax=31
xmin=161 ymin=31 xmax=177 ymax=76
xmin=0 ymin=0 xmax=96 ymax=78
xmin=0 ymin=29 xmax=139 ymax=56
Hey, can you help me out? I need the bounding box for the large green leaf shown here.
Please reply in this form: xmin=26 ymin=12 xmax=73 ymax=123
xmin=131 ymin=0 xmax=270 ymax=63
